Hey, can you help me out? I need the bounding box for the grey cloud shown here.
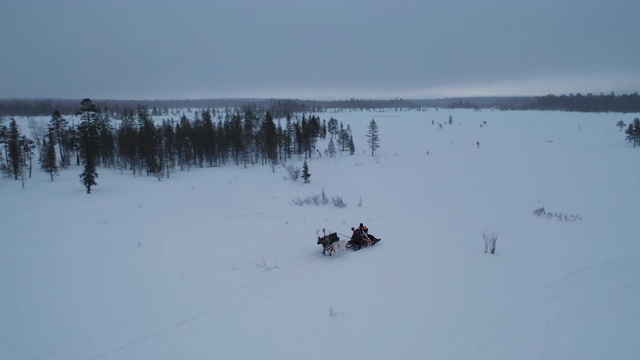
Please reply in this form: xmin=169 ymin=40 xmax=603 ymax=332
xmin=0 ymin=0 xmax=638 ymax=99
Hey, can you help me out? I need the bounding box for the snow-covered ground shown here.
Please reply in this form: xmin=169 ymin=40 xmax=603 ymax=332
xmin=2 ymin=109 xmax=639 ymax=360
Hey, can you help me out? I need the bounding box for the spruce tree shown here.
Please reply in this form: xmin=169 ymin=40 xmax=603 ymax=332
xmin=78 ymin=99 xmax=100 ymax=194
xmin=7 ymin=118 xmax=23 ymax=180
xmin=365 ymin=119 xmax=380 ymax=156
xmin=327 ymin=117 xmax=338 ymax=139
xmin=161 ymin=119 xmax=176 ymax=178
xmin=337 ymin=122 xmax=345 ymax=150
xmin=40 ymin=129 xmax=58 ymax=181
xmin=0 ymin=117 xmax=5 ymax=168
xmin=284 ymin=115 xmax=293 ymax=160
xmin=327 ymin=138 xmax=336 ymax=158
xmin=625 ymin=118 xmax=640 ymax=147
xmin=302 ymin=160 xmax=311 ymax=183
xmin=21 ymin=135 xmax=35 ymax=178
xmin=262 ymin=111 xmax=278 ymax=165
xmin=49 ymin=111 xmax=69 ymax=168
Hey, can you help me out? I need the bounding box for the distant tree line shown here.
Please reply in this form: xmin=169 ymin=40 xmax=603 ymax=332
xmin=517 ymin=92 xmax=640 ymax=113
xmin=2 ymin=92 xmax=639 ymax=118
xmin=1 ymin=99 xmax=356 ymax=192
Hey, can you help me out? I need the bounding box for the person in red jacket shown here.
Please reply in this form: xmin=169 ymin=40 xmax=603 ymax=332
xmin=351 ymin=226 xmax=370 ymax=246
xmin=357 ymin=223 xmax=380 ymax=245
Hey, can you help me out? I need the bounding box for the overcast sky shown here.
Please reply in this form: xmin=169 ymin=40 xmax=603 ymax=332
xmin=1 ymin=0 xmax=638 ymax=100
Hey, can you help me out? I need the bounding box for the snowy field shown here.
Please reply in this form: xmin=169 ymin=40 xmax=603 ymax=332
xmin=2 ymin=109 xmax=640 ymax=360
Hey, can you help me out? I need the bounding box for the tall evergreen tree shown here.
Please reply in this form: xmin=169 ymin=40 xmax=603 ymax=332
xmin=175 ymin=114 xmax=193 ymax=171
xmin=40 ymin=129 xmax=58 ymax=181
xmin=365 ymin=118 xmax=380 ymax=156
xmin=0 ymin=117 xmax=5 ymax=170
xmin=337 ymin=121 xmax=346 ymax=150
xmin=327 ymin=117 xmax=339 ymax=139
xmin=326 ymin=138 xmax=336 ymax=157
xmin=262 ymin=111 xmax=278 ymax=165
xmin=137 ymin=105 xmax=159 ymax=175
xmin=201 ymin=109 xmax=217 ymax=167
xmin=302 ymin=159 xmax=311 ymax=183
xmin=241 ymin=110 xmax=256 ymax=167
xmin=625 ymin=118 xmax=640 ymax=147
xmin=7 ymin=118 xmax=23 ymax=180
xmin=284 ymin=114 xmax=293 ymax=160
xmin=161 ymin=119 xmax=176 ymax=178
xmin=116 ymin=108 xmax=139 ymax=174
xmin=20 ymin=135 xmax=36 ymax=178
xmin=49 ymin=111 xmax=69 ymax=168
xmin=97 ymin=111 xmax=115 ymax=168
xmin=78 ymin=99 xmax=100 ymax=193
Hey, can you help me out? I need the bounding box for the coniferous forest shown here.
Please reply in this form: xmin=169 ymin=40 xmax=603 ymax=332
xmin=2 ymin=92 xmax=640 ymax=118
xmin=2 ymin=93 xmax=639 ymax=192
xmin=0 ymin=99 xmax=358 ymax=190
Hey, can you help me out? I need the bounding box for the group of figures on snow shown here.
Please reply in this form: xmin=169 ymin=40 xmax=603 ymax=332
xmin=316 ymin=223 xmax=381 ymax=256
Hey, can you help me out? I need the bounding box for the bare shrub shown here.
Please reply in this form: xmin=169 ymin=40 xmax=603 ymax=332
xmin=291 ymin=190 xmax=347 ymax=208
xmin=284 ymin=164 xmax=301 ymax=181
xmin=320 ymin=187 xmax=329 ymax=205
xmin=331 ymin=196 xmax=347 ymax=208
xmin=329 ymin=308 xmax=346 ymax=318
xmin=533 ymin=207 xmax=582 ymax=222
xmin=482 ymin=228 xmax=498 ymax=254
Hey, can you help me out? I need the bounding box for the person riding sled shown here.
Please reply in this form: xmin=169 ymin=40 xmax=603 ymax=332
xmin=351 ymin=223 xmax=380 ymax=246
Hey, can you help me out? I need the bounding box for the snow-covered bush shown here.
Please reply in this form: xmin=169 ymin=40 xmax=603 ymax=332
xmin=291 ymin=189 xmax=345 ymax=208
xmin=483 ymin=229 xmax=498 ymax=254
xmin=331 ymin=196 xmax=347 ymax=208
xmin=533 ymin=207 xmax=582 ymax=221
xmin=284 ymin=164 xmax=301 ymax=181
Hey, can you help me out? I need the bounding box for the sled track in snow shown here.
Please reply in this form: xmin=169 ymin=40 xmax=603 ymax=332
xmin=444 ymin=256 xmax=640 ymax=360
xmin=23 ymin=251 xmax=334 ymax=360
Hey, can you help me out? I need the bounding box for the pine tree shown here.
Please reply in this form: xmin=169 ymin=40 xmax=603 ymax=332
xmin=7 ymin=118 xmax=23 ymax=180
xmin=327 ymin=117 xmax=339 ymax=139
xmin=0 ymin=117 xmax=5 ymax=169
xmin=262 ymin=111 xmax=278 ymax=165
xmin=284 ymin=115 xmax=293 ymax=160
xmin=348 ymin=135 xmax=355 ymax=155
xmin=326 ymin=138 xmax=336 ymax=157
xmin=49 ymin=111 xmax=69 ymax=168
xmin=40 ymin=129 xmax=58 ymax=181
xmin=337 ymin=122 xmax=345 ymax=150
xmin=365 ymin=119 xmax=380 ymax=156
xmin=21 ymin=135 xmax=36 ymax=178
xmin=116 ymin=108 xmax=139 ymax=174
xmin=626 ymin=118 xmax=640 ymax=147
xmin=78 ymin=99 xmax=100 ymax=194
xmin=302 ymin=160 xmax=311 ymax=183
xmin=161 ymin=119 xmax=176 ymax=178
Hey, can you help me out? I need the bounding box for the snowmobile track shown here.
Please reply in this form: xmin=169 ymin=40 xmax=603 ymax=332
xmin=444 ymin=256 xmax=640 ymax=360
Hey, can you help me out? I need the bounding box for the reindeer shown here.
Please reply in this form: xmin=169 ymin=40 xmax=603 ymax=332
xmin=316 ymin=228 xmax=342 ymax=256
